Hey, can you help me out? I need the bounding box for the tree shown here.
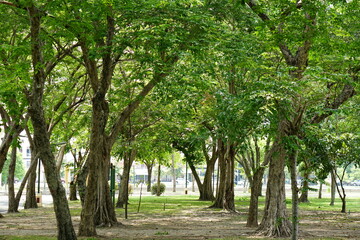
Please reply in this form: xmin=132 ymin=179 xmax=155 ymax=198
xmin=0 ymin=1 xmax=81 ymax=239
xmin=236 ymin=136 xmax=271 ymax=227
xmin=62 ymin=1 xmax=211 ymax=235
xmin=238 ymin=1 xmax=359 ymax=238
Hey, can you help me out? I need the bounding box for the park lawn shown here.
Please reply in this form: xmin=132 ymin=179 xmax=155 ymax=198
xmin=1 ymin=195 xmax=360 ymax=240
xmin=115 ymin=195 xmax=360 ymax=217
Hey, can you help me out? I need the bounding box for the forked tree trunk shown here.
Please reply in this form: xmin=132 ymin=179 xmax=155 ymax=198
xmin=246 ymin=167 xmax=265 ymax=227
xmin=200 ymin=160 xmax=215 ymax=201
xmin=257 ymin=124 xmax=291 ymax=237
xmin=200 ymin=141 xmax=217 ymax=201
xmin=210 ymin=141 xmax=226 ymax=208
xmin=332 ymin=170 xmax=347 ymax=213
xmin=78 ymin=98 xmax=117 ymax=235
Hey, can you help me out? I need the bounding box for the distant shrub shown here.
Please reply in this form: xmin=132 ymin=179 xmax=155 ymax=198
xmin=151 ymin=183 xmax=166 ymax=196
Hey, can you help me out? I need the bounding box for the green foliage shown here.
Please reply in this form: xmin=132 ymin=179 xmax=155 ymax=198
xmin=151 ymin=183 xmax=166 ymax=196
xmin=1 ymin=151 xmax=25 ymax=184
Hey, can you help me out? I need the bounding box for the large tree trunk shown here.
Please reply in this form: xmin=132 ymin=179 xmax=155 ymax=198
xmin=200 ymin=141 xmax=217 ymax=201
xmin=116 ymin=149 xmax=136 ymax=208
xmin=27 ymin=6 xmax=77 ymax=240
xmin=94 ymin=159 xmax=117 ymax=226
xmin=7 ymin=145 xmax=17 ymax=213
xmin=78 ymin=97 xmax=117 ymax=236
xmin=257 ymin=124 xmax=291 ymax=237
xmin=246 ymin=167 xmax=265 ymax=227
xmin=200 ymin=159 xmax=215 ymax=201
xmin=29 ymin=74 xmax=77 ymax=240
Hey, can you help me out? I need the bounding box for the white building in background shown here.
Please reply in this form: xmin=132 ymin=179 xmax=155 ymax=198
xmin=19 ymin=135 xmax=32 ymax=171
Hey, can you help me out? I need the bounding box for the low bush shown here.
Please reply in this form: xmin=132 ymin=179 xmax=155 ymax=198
xmin=151 ymin=183 xmax=166 ymax=196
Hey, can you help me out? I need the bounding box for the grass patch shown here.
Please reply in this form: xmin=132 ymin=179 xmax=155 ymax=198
xmin=299 ymin=197 xmax=360 ymax=212
xmin=116 ymin=195 xmax=212 ymax=216
xmin=113 ymin=195 xmax=360 ymax=219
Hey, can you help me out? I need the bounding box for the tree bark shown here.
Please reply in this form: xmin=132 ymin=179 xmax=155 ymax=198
xmin=7 ymin=145 xmax=17 ymax=213
xmin=289 ymin=150 xmax=299 ymax=240
xmin=78 ymin=98 xmax=117 ymax=235
xmin=27 ymin=5 xmax=77 ymax=239
xmin=199 ymin=141 xmax=217 ymax=201
xmin=223 ymin=143 xmax=236 ymax=212
xmin=246 ymin=167 xmax=265 ymax=227
xmin=77 ymin=158 xmax=89 ymax=206
xmin=69 ymin=181 xmax=77 ymax=201
xmin=332 ymin=170 xmax=347 ymax=213
xmin=116 ymin=149 xmax=136 ymax=208
xmin=24 ymin=161 xmax=38 ymax=209
xmin=200 ymin=159 xmax=216 ymax=201
xmin=146 ymin=162 xmax=153 ymax=192
xmin=210 ymin=140 xmax=226 ymax=208
xmin=257 ymin=123 xmax=291 ymax=237
xmin=24 ymin=127 xmax=38 ymax=209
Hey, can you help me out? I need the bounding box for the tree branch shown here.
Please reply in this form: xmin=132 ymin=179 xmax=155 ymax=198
xmin=311 ymin=84 xmax=356 ymax=124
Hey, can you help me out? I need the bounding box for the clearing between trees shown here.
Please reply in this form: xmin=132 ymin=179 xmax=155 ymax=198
xmin=0 ymin=196 xmax=360 ymax=240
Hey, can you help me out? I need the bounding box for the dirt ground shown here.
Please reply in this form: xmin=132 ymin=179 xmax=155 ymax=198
xmin=1 ymin=204 xmax=360 ymax=240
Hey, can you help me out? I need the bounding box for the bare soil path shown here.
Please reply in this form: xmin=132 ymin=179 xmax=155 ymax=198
xmin=1 ymin=203 xmax=360 ymax=239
